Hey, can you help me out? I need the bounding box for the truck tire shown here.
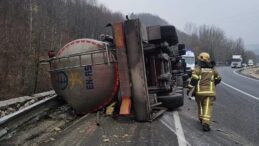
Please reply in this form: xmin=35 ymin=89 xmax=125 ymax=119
xmin=157 ymin=93 xmax=184 ymax=110
xmin=175 ymin=86 xmax=183 ymax=94
xmin=160 ymin=26 xmax=178 ymax=46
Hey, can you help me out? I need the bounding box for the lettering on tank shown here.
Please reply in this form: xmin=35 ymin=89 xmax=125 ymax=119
xmin=85 ymin=65 xmax=94 ymax=90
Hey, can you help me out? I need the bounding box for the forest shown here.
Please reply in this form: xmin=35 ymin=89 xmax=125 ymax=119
xmin=178 ymin=23 xmax=257 ymax=64
xmin=0 ymin=0 xmax=123 ymax=99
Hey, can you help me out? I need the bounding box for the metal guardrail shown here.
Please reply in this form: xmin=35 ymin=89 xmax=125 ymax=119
xmin=0 ymin=90 xmax=55 ymax=109
xmin=0 ymin=94 xmax=60 ymax=140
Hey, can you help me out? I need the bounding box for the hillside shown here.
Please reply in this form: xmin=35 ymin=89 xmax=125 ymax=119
xmin=246 ymin=44 xmax=259 ymax=55
xmin=129 ymin=13 xmax=169 ymax=26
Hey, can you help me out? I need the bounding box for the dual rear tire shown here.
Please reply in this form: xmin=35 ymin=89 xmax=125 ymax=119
xmin=157 ymin=87 xmax=184 ymax=110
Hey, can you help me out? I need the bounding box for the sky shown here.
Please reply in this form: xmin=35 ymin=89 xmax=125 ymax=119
xmin=97 ymin=0 xmax=259 ymax=46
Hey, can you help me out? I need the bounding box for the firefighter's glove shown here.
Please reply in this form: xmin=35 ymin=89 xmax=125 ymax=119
xmin=187 ymin=84 xmax=194 ymax=95
xmin=190 ymin=75 xmax=199 ymax=86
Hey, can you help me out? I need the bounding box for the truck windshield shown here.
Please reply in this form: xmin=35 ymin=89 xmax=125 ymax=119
xmin=232 ymin=59 xmax=242 ymax=62
xmin=183 ymin=56 xmax=195 ymax=64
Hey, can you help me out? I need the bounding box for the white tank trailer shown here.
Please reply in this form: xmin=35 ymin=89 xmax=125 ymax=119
xmin=49 ymin=39 xmax=119 ymax=113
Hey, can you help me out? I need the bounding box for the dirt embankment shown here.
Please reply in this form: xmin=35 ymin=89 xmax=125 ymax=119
xmin=240 ymin=67 xmax=259 ymax=79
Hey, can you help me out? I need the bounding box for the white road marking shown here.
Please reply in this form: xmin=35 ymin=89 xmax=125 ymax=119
xmin=221 ymin=81 xmax=259 ymax=101
xmin=160 ymin=112 xmax=190 ymax=146
xmin=173 ymin=111 xmax=188 ymax=146
xmin=233 ymin=69 xmax=259 ymax=82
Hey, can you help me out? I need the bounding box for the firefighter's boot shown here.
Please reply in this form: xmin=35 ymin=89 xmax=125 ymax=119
xmin=202 ymin=123 xmax=210 ymax=131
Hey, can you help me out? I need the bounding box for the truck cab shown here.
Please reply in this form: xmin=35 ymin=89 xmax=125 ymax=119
xmin=231 ymin=55 xmax=242 ymax=68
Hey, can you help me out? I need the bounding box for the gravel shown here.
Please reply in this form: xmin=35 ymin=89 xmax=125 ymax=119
xmin=240 ymin=67 xmax=259 ymax=79
xmin=0 ymin=104 xmax=78 ymax=146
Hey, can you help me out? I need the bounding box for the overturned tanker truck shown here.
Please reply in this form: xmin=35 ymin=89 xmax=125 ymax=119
xmin=46 ymin=19 xmax=188 ymax=121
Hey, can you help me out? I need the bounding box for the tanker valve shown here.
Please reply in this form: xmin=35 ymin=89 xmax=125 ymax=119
xmin=48 ymin=50 xmax=56 ymax=58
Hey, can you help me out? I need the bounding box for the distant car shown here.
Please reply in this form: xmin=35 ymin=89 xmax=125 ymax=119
xmin=248 ymin=59 xmax=254 ymax=66
xmin=242 ymin=63 xmax=247 ymax=67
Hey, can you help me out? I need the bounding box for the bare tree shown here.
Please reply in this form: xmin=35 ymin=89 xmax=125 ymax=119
xmin=179 ymin=23 xmax=256 ymax=65
xmin=0 ymin=0 xmax=123 ymax=100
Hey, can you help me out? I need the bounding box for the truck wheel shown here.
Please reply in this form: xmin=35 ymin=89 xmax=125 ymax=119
xmin=157 ymin=93 xmax=184 ymax=110
xmin=160 ymin=26 xmax=178 ymax=46
xmin=175 ymin=86 xmax=183 ymax=94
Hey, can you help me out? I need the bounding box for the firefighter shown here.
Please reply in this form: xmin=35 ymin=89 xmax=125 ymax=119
xmin=187 ymin=52 xmax=221 ymax=131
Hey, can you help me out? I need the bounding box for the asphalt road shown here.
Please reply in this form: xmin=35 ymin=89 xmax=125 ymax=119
xmin=216 ymin=67 xmax=259 ymax=145
xmin=46 ymin=66 xmax=259 ymax=146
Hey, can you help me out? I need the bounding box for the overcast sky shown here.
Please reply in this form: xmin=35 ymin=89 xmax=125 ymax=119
xmin=97 ymin=0 xmax=259 ymax=45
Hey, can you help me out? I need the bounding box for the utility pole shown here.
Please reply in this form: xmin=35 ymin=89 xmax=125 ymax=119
xmin=29 ymin=0 xmax=38 ymax=93
xmin=29 ymin=0 xmax=32 ymax=52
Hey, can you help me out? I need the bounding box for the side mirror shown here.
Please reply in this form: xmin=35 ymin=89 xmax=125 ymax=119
xmin=178 ymin=44 xmax=185 ymax=50
xmin=178 ymin=44 xmax=186 ymax=55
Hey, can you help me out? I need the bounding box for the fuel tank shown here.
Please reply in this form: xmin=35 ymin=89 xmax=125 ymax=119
xmin=50 ymin=39 xmax=119 ymax=113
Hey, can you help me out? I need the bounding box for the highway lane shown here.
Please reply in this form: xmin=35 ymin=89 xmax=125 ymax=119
xmin=218 ymin=67 xmax=259 ymax=98
xmin=216 ymin=67 xmax=259 ymax=145
xmin=45 ymin=66 xmax=259 ymax=146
